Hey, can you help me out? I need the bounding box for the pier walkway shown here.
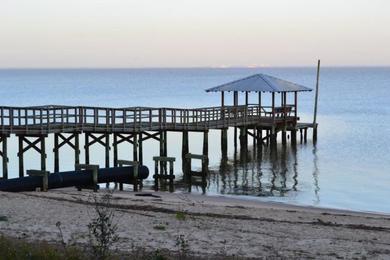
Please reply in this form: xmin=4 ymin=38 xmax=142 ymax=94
xmin=0 ymin=104 xmax=310 ymax=135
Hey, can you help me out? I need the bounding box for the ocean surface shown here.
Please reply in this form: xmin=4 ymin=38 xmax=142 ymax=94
xmin=0 ymin=67 xmax=389 ymax=213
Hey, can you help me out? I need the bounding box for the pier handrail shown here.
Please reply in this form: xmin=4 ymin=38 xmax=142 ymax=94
xmin=0 ymin=104 xmax=298 ymax=134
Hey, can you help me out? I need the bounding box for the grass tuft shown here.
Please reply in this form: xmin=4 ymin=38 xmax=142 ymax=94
xmin=153 ymin=224 xmax=167 ymax=231
xmin=175 ymin=211 xmax=186 ymax=221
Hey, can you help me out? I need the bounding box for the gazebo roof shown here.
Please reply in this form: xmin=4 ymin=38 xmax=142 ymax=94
xmin=205 ymin=73 xmax=312 ymax=93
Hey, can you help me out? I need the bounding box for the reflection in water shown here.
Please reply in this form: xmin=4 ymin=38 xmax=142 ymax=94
xmin=178 ymin=140 xmax=321 ymax=203
xmin=312 ymin=145 xmax=320 ymax=204
xmin=207 ymin=144 xmax=305 ymax=198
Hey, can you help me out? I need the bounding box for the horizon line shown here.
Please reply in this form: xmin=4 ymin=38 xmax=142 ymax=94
xmin=1 ymin=65 xmax=390 ymax=70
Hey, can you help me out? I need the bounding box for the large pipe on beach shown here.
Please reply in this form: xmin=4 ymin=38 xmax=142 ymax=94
xmin=0 ymin=166 xmax=149 ymax=192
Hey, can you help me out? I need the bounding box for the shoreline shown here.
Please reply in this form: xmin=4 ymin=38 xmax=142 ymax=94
xmin=1 ymin=188 xmax=390 ymax=259
xmin=177 ymin=190 xmax=390 ymax=217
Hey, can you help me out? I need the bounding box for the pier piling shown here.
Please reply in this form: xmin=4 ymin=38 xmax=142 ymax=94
xmin=0 ymin=135 xmax=8 ymax=179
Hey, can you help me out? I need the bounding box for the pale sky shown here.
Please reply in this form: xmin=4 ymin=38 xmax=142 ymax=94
xmin=1 ymin=0 xmax=389 ymax=68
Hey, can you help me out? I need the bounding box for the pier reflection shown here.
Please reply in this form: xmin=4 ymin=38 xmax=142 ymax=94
xmin=312 ymin=145 xmax=320 ymax=204
xmin=207 ymin=144 xmax=302 ymax=198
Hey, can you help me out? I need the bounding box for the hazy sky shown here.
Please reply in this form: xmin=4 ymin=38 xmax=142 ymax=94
xmin=1 ymin=0 xmax=389 ymax=68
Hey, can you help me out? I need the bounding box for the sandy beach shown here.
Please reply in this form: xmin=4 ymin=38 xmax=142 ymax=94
xmin=0 ymin=189 xmax=390 ymax=259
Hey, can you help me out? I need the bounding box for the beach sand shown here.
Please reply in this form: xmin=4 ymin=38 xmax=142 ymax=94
xmin=1 ymin=188 xmax=390 ymax=259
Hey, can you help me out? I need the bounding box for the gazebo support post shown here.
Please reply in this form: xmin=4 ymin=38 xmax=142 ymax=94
xmin=282 ymin=92 xmax=287 ymax=146
xmin=233 ymin=91 xmax=238 ymax=150
xmin=258 ymin=92 xmax=262 ymax=116
xmin=220 ymin=91 xmax=227 ymax=157
xmin=291 ymin=91 xmax=298 ymax=145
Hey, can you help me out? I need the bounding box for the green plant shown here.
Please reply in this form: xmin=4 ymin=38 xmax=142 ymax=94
xmin=0 ymin=235 xmax=86 ymax=260
xmin=175 ymin=211 xmax=186 ymax=221
xmin=153 ymin=224 xmax=166 ymax=231
xmin=152 ymin=249 xmax=169 ymax=260
xmin=175 ymin=234 xmax=189 ymax=259
xmin=87 ymin=191 xmax=119 ymax=260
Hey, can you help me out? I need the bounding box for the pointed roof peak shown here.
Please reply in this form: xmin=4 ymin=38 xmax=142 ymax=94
xmin=206 ymin=73 xmax=312 ymax=93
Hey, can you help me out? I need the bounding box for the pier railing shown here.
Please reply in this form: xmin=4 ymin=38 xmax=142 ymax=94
xmin=0 ymin=104 xmax=296 ymax=134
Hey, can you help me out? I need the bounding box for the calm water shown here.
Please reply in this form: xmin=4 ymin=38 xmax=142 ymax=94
xmin=0 ymin=67 xmax=389 ymax=213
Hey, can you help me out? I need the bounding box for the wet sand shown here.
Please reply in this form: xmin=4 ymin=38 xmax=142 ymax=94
xmin=1 ymin=189 xmax=390 ymax=259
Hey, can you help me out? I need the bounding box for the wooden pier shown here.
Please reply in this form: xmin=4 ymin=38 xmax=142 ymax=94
xmin=0 ymin=70 xmax=319 ymax=184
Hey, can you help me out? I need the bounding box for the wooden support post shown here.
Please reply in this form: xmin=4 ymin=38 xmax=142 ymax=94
xmin=313 ymin=59 xmax=321 ymax=142
xmin=113 ymin=134 xmax=118 ymax=167
xmin=186 ymin=155 xmax=192 ymax=188
xmin=85 ymin=133 xmax=90 ymax=164
xmin=182 ymin=130 xmax=189 ymax=172
xmin=258 ymin=92 xmax=262 ymax=116
xmin=272 ymin=92 xmax=275 ymax=122
xmin=201 ymin=154 xmax=208 ymax=194
xmin=239 ymin=127 xmax=247 ymax=149
xmin=203 ymin=130 xmax=209 ymax=159
xmin=256 ymin=127 xmax=262 ymax=148
xmin=159 ymin=131 xmax=164 ymax=157
xmin=154 ymin=159 xmax=158 ymax=190
xmin=300 ymin=129 xmax=303 ymax=143
xmin=234 ymin=127 xmax=237 ymax=150
xmin=163 ymin=131 xmax=167 ymax=157
xmin=105 ymin=133 xmax=110 ymax=168
xmin=304 ymin=128 xmax=308 ymax=143
xmin=233 ymin=90 xmax=238 ymax=152
xmin=221 ymin=91 xmax=225 ymax=122
xmin=104 ymin=133 xmax=110 ymax=188
xmin=221 ymin=128 xmax=228 ymax=158
xmin=182 ymin=131 xmax=189 ymax=159
xmin=169 ymin=159 xmax=174 ymax=192
xmin=18 ymin=136 xmax=24 ymax=178
xmin=294 ymin=92 xmax=298 ymax=122
xmin=75 ymin=133 xmax=80 ymax=168
xmin=54 ymin=133 xmax=59 ymax=172
xmin=159 ymin=131 xmax=165 ymax=175
xmin=138 ymin=132 xmax=143 ymax=165
xmin=253 ymin=128 xmax=256 ymax=147
xmin=1 ymin=136 xmax=8 ymax=180
xmin=291 ymin=130 xmax=297 ymax=145
xmin=133 ymin=133 xmax=138 ymax=162
xmin=282 ymin=129 xmax=287 ymax=146
xmin=271 ymin=127 xmax=277 ymax=147
xmin=40 ymin=136 xmax=46 ymax=172
xmin=234 ymin=91 xmax=238 ymax=106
